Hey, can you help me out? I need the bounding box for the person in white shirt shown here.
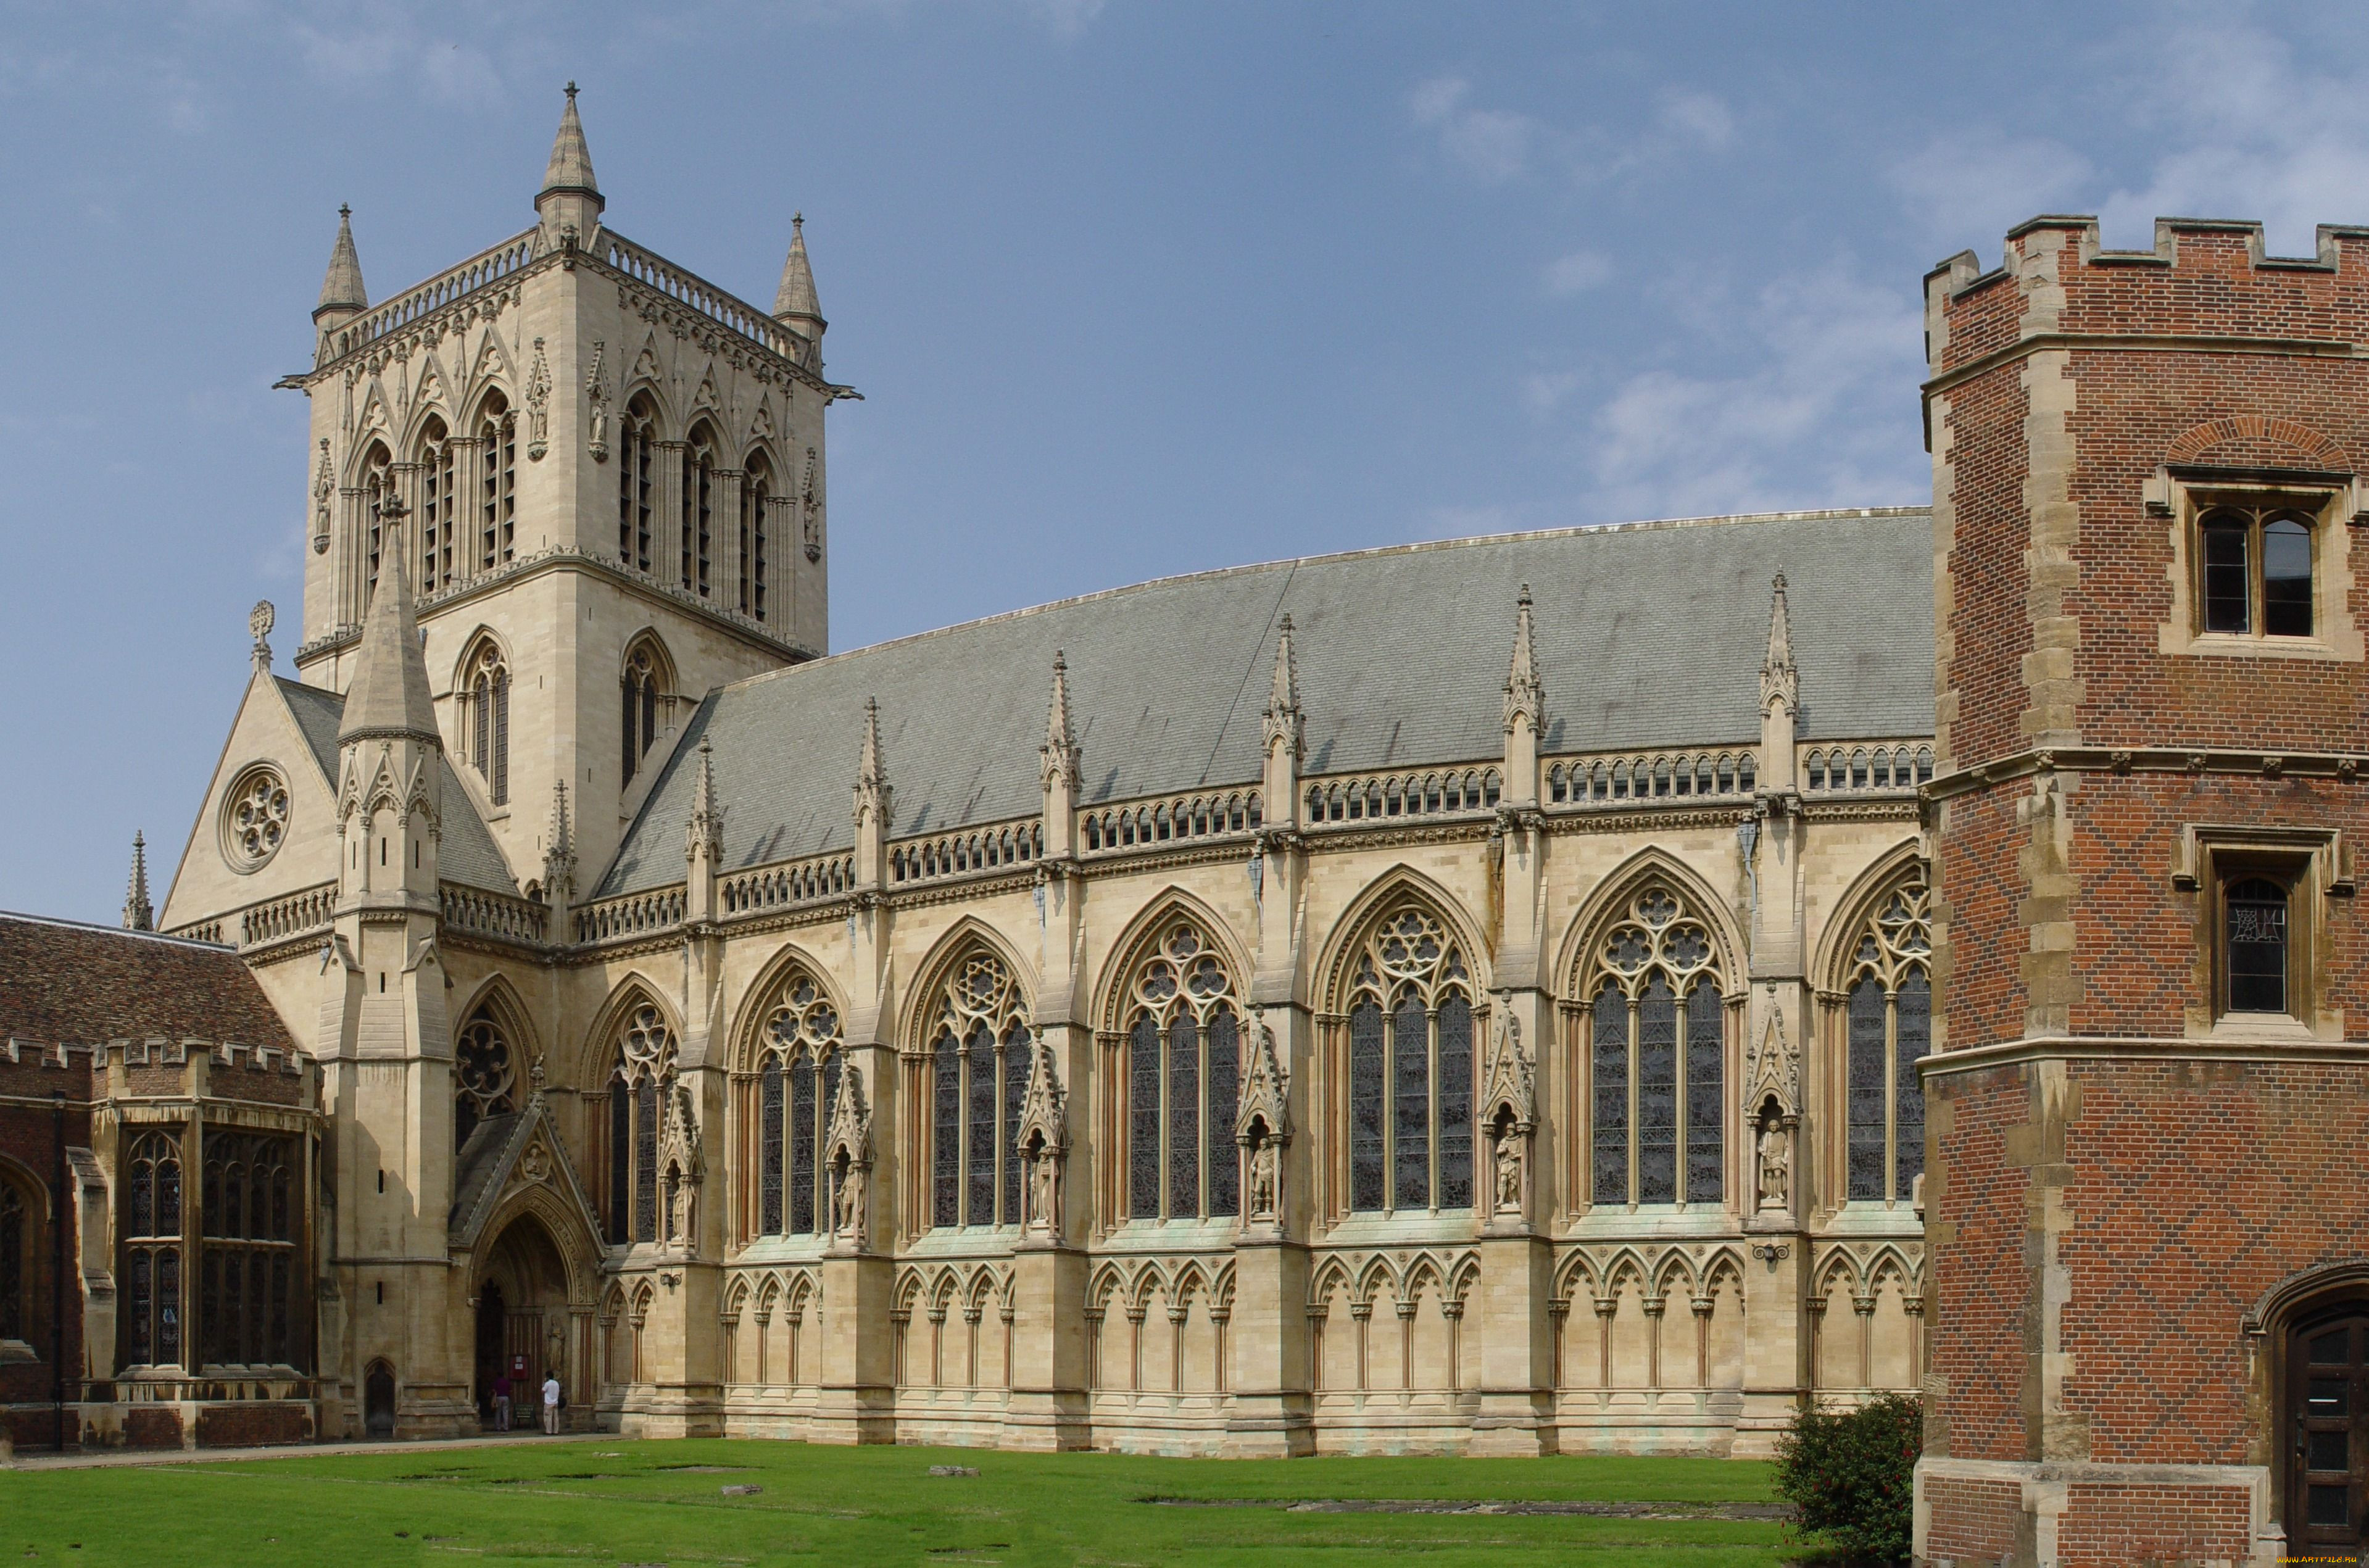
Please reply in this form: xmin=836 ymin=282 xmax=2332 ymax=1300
xmin=541 ymin=1373 xmax=562 ymax=1434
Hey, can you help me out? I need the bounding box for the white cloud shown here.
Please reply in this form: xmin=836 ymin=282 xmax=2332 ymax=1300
xmin=1655 ymin=89 xmax=1732 ymax=152
xmin=1410 ymin=75 xmax=1537 ymax=184
xmin=1543 ymin=250 xmax=1612 ymax=296
xmin=1023 ymin=0 xmax=1105 ymax=43
xmin=1890 ymin=131 xmax=2092 ymax=250
xmin=1520 ymin=369 xmax=1582 ymax=419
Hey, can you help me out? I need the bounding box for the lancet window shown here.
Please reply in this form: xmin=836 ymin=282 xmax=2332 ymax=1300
xmin=607 ymin=1004 xmax=677 ymax=1245
xmin=199 ymin=1133 xmax=297 ymax=1368
xmin=1586 ymin=884 xmax=1727 ymax=1208
xmin=122 ymin=1131 xmax=183 ymax=1367
xmin=417 ymin=417 xmax=456 ymax=591
xmin=359 ymin=443 xmax=392 ymax=607
xmin=621 ymin=640 xmax=670 ymax=788
xmin=0 ymin=1181 xmax=25 ymax=1343
xmin=617 ymin=395 xmax=656 ymax=574
xmin=741 ymin=452 xmax=772 ymax=623
xmin=681 ymin=426 xmax=716 ymax=600
xmin=754 ymin=971 xmax=844 ymax=1237
xmin=926 ymin=951 xmax=1028 ymax=1230
xmin=454 ymin=1005 xmax=518 ymax=1149
xmin=477 ymin=392 xmax=517 ymax=573
xmin=1843 ymin=874 xmax=1931 ymax=1204
xmin=1121 ymin=922 xmax=1242 ymax=1223
xmin=1342 ymin=905 xmax=1477 ymax=1214
xmin=464 ymin=640 xmax=511 ymax=807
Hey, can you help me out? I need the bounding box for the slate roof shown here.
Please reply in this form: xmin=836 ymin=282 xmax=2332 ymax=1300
xmin=277 ymin=678 xmax=520 ymax=895
xmin=0 ymin=912 xmax=296 ymax=1047
xmin=597 ymin=508 xmax=1933 ymax=898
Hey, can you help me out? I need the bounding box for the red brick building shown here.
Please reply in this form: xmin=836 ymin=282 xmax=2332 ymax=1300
xmin=0 ymin=913 xmax=320 ymax=1452
xmin=1917 ymin=217 xmax=2369 ymax=1565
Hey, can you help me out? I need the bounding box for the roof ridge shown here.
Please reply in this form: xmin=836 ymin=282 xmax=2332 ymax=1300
xmin=721 ymin=506 xmax=1929 ymax=698
xmin=0 ymin=910 xmax=233 ymax=950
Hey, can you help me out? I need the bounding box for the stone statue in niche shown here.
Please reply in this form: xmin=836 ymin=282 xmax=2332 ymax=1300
xmin=1756 ymin=1114 xmax=1791 ymax=1212
xmin=832 ymin=1151 xmax=864 ymax=1243
xmin=1247 ymin=1132 xmax=1279 ymax=1220
xmin=1494 ymin=1127 xmax=1523 ymax=1214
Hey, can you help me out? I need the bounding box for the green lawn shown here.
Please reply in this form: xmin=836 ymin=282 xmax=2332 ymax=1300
xmin=2 ymin=1438 xmax=1795 ymax=1566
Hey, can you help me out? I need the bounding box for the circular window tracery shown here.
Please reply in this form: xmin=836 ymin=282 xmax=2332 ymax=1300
xmin=222 ymin=765 xmax=291 ymax=873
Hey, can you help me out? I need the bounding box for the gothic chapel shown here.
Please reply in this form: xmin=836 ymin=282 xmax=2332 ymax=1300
xmin=7 ymin=85 xmax=2369 ymax=1567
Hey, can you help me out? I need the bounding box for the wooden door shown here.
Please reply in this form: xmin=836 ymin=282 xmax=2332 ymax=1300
xmin=507 ymin=1310 xmax=541 ymax=1404
xmin=2289 ymin=1312 xmax=2369 ymax=1548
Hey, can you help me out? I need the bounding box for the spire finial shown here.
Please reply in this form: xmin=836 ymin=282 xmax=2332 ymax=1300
xmin=1042 ymin=650 xmax=1081 ymax=795
xmin=774 ymin=214 xmax=825 ymax=338
xmin=686 ymin=736 xmax=723 ymax=866
xmin=249 ymin=600 xmax=276 ymax=675
xmin=538 ymin=81 xmax=603 ymax=225
xmin=1262 ymin=614 xmax=1304 ymax=763
xmin=1761 ymin=570 xmax=1798 ymax=718
xmin=314 ymin=205 xmax=367 ymax=323
xmin=1504 ymin=584 xmax=1543 ymax=735
xmin=854 ymin=697 xmax=892 ymax=842
xmin=123 ymin=831 xmax=153 ymax=932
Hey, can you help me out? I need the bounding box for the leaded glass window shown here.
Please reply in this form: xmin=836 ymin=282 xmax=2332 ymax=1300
xmin=621 ymin=641 xmax=668 ymax=789
xmin=465 ymin=640 xmax=510 ymax=807
xmin=753 ymin=972 xmax=843 ymax=1237
xmin=1584 ymin=885 xmax=1727 ymax=1208
xmin=454 ymin=1006 xmax=517 ymax=1150
xmin=1841 ymin=873 xmax=1933 ymax=1204
xmin=199 ymin=1132 xmax=298 ymax=1368
xmin=0 ymin=1184 xmax=23 ymax=1342
xmin=122 ymin=1130 xmax=182 ymax=1367
xmin=608 ymin=1003 xmax=676 ymax=1244
xmin=924 ymin=951 xmax=1027 ymax=1229
xmin=1340 ymin=905 xmax=1478 ymax=1214
xmin=2199 ymin=503 xmax=2320 ymax=640
xmin=2227 ymin=876 xmax=2291 ymax=1015
xmin=1119 ymin=921 xmax=1243 ymax=1222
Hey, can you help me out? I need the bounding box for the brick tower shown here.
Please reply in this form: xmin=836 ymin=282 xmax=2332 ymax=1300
xmin=1917 ymin=217 xmax=2369 ymax=1565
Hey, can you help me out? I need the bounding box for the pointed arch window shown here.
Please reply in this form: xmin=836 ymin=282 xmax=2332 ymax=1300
xmin=464 ymin=641 xmax=510 ymax=807
xmin=741 ymin=452 xmax=772 ymax=623
xmin=607 ymin=1004 xmax=676 ymax=1245
xmin=0 ymin=1181 xmax=26 ymax=1343
xmin=621 ymin=640 xmax=671 ymax=788
xmin=682 ymin=428 xmax=716 ymax=599
xmin=926 ymin=951 xmax=1027 ymax=1230
xmin=199 ymin=1132 xmax=297 ymax=1369
xmin=359 ymin=443 xmax=393 ymax=607
xmin=1843 ymin=874 xmax=1931 ymax=1204
xmin=753 ymin=972 xmax=843 ymax=1237
xmin=618 ymin=395 xmax=657 ymax=575
xmin=454 ymin=1005 xmax=518 ymax=1150
xmin=1585 ymin=885 xmax=1727 ymax=1208
xmin=477 ymin=391 xmax=517 ymax=573
xmin=122 ymin=1130 xmax=183 ymax=1367
xmin=417 ymin=417 xmax=455 ymax=591
xmin=1342 ymin=905 xmax=1477 ymax=1215
xmin=1121 ymin=922 xmax=1242 ymax=1222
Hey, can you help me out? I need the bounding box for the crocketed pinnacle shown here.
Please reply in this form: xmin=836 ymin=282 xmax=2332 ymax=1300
xmin=540 ymin=82 xmax=600 ymax=199
xmin=1761 ymin=571 xmax=1799 ymax=716
xmin=686 ymin=737 xmax=724 ymax=863
xmin=315 ymin=205 xmax=367 ymax=320
xmin=1261 ymin=614 xmax=1304 ymax=761
xmin=1042 ymin=651 xmax=1081 ymax=791
xmin=123 ymin=831 xmax=154 ymax=932
xmin=337 ymin=520 xmax=439 ymax=746
xmin=1503 ymin=583 xmax=1543 ymax=733
xmin=774 ymin=214 xmax=823 ymax=329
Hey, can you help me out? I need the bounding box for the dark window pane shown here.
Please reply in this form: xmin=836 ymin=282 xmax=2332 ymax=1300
xmin=2265 ymin=517 xmax=2313 ymax=637
xmin=1636 ymin=976 xmax=1678 ymax=1204
xmin=1593 ymin=988 xmax=1629 ymax=1206
xmin=156 ymin=1248 xmax=180 ymax=1364
xmin=1894 ymin=972 xmax=1931 ymax=1200
xmin=2312 ymin=1430 xmax=2350 ymax=1471
xmin=1206 ymin=1007 xmax=1240 ymax=1219
xmin=1168 ymin=1014 xmax=1200 ymax=1217
xmin=2309 ymin=1484 xmax=2350 ymax=1527
xmin=157 ymin=1156 xmax=178 ymax=1231
xmin=1129 ymin=1016 xmax=1161 ymax=1219
xmin=128 ymin=1251 xmax=152 ymax=1365
xmin=786 ymin=1056 xmax=812 ymax=1235
xmin=201 ymin=1250 xmax=222 ymax=1367
xmin=1003 ymin=1023 xmax=1029 ymax=1226
xmin=272 ymin=1254 xmax=291 ymax=1367
xmin=608 ymin=1082 xmax=630 ymax=1243
xmin=2227 ymin=877 xmax=2288 ymax=1014
xmin=1685 ymin=982 xmax=1723 ymax=1205
xmin=1437 ymin=994 xmax=1474 ymax=1210
xmin=1348 ymin=1000 xmax=1387 ymax=1213
xmin=2312 ymin=1375 xmax=2349 ymax=1414
xmin=634 ymin=1082 xmax=658 ymax=1243
xmin=1392 ymin=994 xmax=1431 ymax=1210
xmin=1848 ymin=978 xmax=1888 ymax=1200
xmin=2312 ymin=1328 xmax=2351 ymax=1364
xmin=131 ymin=1158 xmax=152 ymax=1240
xmin=2202 ymin=516 xmax=2250 ymax=633
xmin=933 ymin=1032 xmax=961 ymax=1228
xmin=966 ymin=1023 xmax=996 ymax=1226
xmin=0 ymin=1188 xmax=20 ymax=1341
xmin=272 ymin=1163 xmax=291 ymax=1243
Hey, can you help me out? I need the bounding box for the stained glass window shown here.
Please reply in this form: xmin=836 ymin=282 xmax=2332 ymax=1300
xmin=1593 ymin=987 xmax=1629 ymax=1206
xmin=1894 ymin=971 xmax=1930 ymax=1200
xmin=1685 ymin=981 xmax=1724 ymax=1204
xmin=634 ymin=1082 xmax=658 ymax=1243
xmin=608 ymin=1081 xmax=631 ymax=1243
xmin=925 ymin=950 xmax=1027 ymax=1229
xmin=1129 ymin=1016 xmax=1161 ymax=1219
xmin=1584 ymin=885 xmax=1725 ymax=1208
xmin=1168 ymin=1012 xmax=1200 ymax=1217
xmin=122 ymin=1131 xmax=183 ymax=1369
xmin=1637 ymin=976 xmax=1678 ymax=1203
xmin=2228 ymin=877 xmax=2289 ymax=1014
xmin=966 ymin=1022 xmax=997 ymax=1225
xmin=1119 ymin=922 xmax=1242 ymax=1222
xmin=1841 ymin=873 xmax=1933 ymax=1205
xmin=1206 ymin=1006 xmax=1241 ymax=1219
xmin=1002 ymin=1023 xmax=1029 ymax=1226
xmin=1392 ymin=994 xmax=1430 ymax=1211
xmin=1341 ymin=906 xmax=1475 ymax=1214
xmin=1436 ymin=994 xmax=1474 ymax=1210
xmin=933 ymin=1031 xmax=961 ymax=1227
xmin=1348 ymin=998 xmax=1387 ymax=1213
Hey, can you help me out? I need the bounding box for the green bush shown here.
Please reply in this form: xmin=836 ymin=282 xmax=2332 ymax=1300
xmin=1773 ymin=1391 xmax=1922 ymax=1562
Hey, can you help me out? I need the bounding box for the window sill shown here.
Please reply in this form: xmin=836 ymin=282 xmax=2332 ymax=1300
xmin=2205 ymin=1013 xmax=2323 ymax=1045
xmin=2164 ymin=629 xmax=2358 ymax=663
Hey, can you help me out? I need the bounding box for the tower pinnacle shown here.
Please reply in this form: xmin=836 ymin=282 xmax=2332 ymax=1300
xmin=1503 ymin=584 xmax=1543 ymax=735
xmin=536 ymin=81 xmax=604 ymax=239
xmin=336 ymin=520 xmax=438 ymax=747
xmin=122 ymin=831 xmax=153 ymax=932
xmin=314 ymin=205 xmax=367 ymax=325
xmin=773 ymin=214 xmax=825 ymax=343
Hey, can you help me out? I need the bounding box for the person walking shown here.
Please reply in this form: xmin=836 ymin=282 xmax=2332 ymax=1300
xmin=491 ymin=1371 xmax=513 ymax=1432
xmin=541 ymin=1371 xmax=562 ymax=1435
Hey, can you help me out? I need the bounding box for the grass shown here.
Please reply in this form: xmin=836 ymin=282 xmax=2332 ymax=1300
xmin=1 ymin=1438 xmax=1793 ymax=1566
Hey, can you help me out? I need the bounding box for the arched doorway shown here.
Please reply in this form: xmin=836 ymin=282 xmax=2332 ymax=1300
xmin=2288 ymin=1303 xmax=2369 ymax=1550
xmin=473 ymin=1214 xmax=573 ymax=1431
xmin=363 ymin=1362 xmax=396 ymax=1438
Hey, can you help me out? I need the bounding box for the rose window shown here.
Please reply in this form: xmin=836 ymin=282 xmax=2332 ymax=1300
xmin=223 ymin=766 xmax=291 ymax=871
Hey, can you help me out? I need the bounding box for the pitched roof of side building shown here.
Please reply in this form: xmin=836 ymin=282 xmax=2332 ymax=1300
xmin=0 ymin=911 xmax=297 ymax=1048
xmin=599 ymin=507 xmax=1934 ymax=897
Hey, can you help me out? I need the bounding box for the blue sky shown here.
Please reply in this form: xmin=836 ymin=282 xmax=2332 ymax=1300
xmin=6 ymin=1 xmax=2365 ymax=921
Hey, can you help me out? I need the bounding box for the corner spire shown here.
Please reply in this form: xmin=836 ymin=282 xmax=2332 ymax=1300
xmin=542 ymin=781 xmax=576 ymax=902
xmin=774 ymin=213 xmax=824 ymax=325
xmin=1261 ymin=614 xmax=1303 ymax=765
xmin=686 ymin=736 xmax=724 ymax=866
xmin=536 ymin=81 xmax=604 ymax=239
xmin=1041 ymin=651 xmax=1081 ymax=794
xmin=1761 ymin=571 xmax=1798 ymax=718
xmin=853 ymin=698 xmax=892 ymax=887
xmin=1503 ymin=583 xmax=1543 ymax=734
xmin=336 ymin=508 xmax=438 ymax=746
xmin=123 ymin=831 xmax=153 ymax=932
xmin=313 ymin=205 xmax=367 ymax=324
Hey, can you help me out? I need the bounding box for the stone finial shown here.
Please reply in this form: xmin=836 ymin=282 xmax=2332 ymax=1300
xmin=1040 ymin=651 xmax=1081 ymax=795
xmin=774 ymin=213 xmax=824 ymax=336
xmin=123 ymin=831 xmax=154 ymax=932
xmin=685 ymin=737 xmax=724 ymax=866
xmin=1503 ymin=584 xmax=1543 ymax=736
xmin=853 ymin=698 xmax=891 ymax=833
xmin=249 ymin=600 xmax=275 ymax=675
xmin=1261 ymin=614 xmax=1303 ymax=764
xmin=313 ymin=205 xmax=367 ymax=324
xmin=1761 ymin=571 xmax=1798 ymax=718
xmin=541 ymin=780 xmax=576 ymax=902
xmin=536 ymin=83 xmax=604 ymax=236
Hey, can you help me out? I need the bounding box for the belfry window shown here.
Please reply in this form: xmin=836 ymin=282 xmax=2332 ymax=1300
xmin=465 ymin=641 xmax=510 ymax=807
xmin=478 ymin=392 xmax=517 ymax=573
xmin=1342 ymin=905 xmax=1476 ymax=1215
xmin=1121 ymin=922 xmax=1242 ymax=1223
xmin=417 ymin=418 xmax=455 ymax=591
xmin=1843 ymin=874 xmax=1932 ymax=1204
xmin=1586 ymin=886 xmax=1726 ymax=1208
xmin=121 ymin=1130 xmax=183 ymax=1367
xmin=2199 ymin=504 xmax=2317 ymax=639
xmin=753 ymin=972 xmax=844 ymax=1237
xmin=621 ymin=640 xmax=670 ymax=788
xmin=199 ymin=1133 xmax=298 ymax=1369
xmin=607 ymin=1004 xmax=676 ymax=1245
xmin=926 ymin=951 xmax=1027 ymax=1230
xmin=359 ymin=444 xmax=392 ymax=607
xmin=681 ymin=429 xmax=716 ymax=599
xmin=618 ymin=396 xmax=656 ymax=574
xmin=741 ymin=452 xmax=771 ymax=623
xmin=2226 ymin=876 xmax=2291 ymax=1014
xmin=454 ymin=1005 xmax=518 ymax=1149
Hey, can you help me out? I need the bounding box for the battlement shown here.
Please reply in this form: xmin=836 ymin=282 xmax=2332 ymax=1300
xmin=1925 ymin=214 xmax=2369 ymax=384
xmin=0 ymin=1035 xmax=315 ymax=1110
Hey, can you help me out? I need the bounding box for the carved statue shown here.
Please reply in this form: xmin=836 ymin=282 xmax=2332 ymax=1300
xmin=670 ymin=1169 xmax=697 ymax=1247
xmin=1031 ymin=1143 xmax=1060 ymax=1234
xmin=1756 ymin=1118 xmax=1791 ymax=1211
xmin=1494 ymin=1131 xmax=1522 ymax=1214
xmin=1247 ymin=1134 xmax=1279 ymax=1219
xmin=833 ymin=1158 xmax=863 ymax=1242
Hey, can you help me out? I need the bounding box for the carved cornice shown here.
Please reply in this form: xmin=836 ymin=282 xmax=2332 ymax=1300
xmin=1925 ymin=746 xmax=2368 ymax=802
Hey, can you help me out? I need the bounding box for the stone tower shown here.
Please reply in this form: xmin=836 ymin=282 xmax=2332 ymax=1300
xmin=288 ymin=86 xmax=851 ymax=887
xmin=1917 ymin=217 xmax=2369 ymax=1564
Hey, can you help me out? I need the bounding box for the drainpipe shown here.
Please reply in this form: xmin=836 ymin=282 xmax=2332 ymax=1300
xmin=52 ymin=1089 xmax=67 ymax=1453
